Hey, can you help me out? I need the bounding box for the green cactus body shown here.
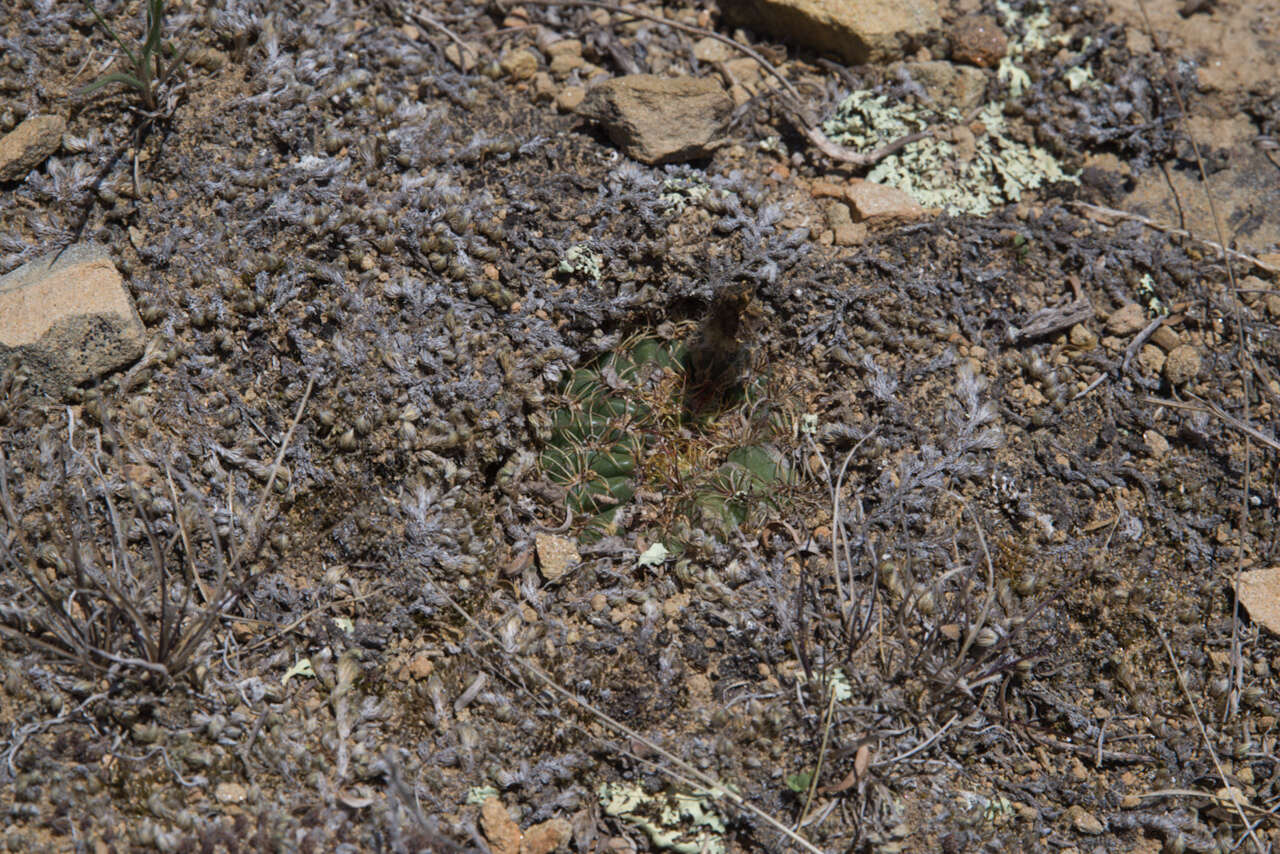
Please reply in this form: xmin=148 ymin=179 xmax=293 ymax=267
xmin=540 ymin=337 xmax=793 ymax=546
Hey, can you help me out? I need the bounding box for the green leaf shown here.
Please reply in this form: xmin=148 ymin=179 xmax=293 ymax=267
xmin=784 ymin=771 xmax=812 ymax=793
xmin=79 ymin=72 xmax=147 ymax=96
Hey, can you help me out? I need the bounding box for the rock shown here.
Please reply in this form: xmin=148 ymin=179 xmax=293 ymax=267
xmin=576 ymin=75 xmax=732 ymax=164
xmin=1105 ymin=303 xmax=1146 ymax=336
xmin=843 ymin=179 xmax=928 ymax=223
xmin=1143 ymin=429 xmax=1170 ymax=459
xmin=723 ymin=0 xmax=940 ymax=65
xmin=0 ymin=243 xmax=145 ymax=395
xmin=521 ymin=818 xmax=572 ymax=854
xmin=532 ymin=72 xmax=557 ymax=101
xmin=1137 ymin=344 xmax=1165 ymax=376
xmin=500 ymin=47 xmax=539 ymax=80
xmin=535 ymin=532 xmax=579 ymax=582
xmin=1066 ymin=804 xmax=1104 ymax=835
xmin=215 ymin=782 xmax=247 ymax=804
xmin=444 ymin=41 xmax=482 ymax=72
xmin=482 ymin=798 xmax=523 ymax=854
xmin=822 ymin=200 xmax=867 ymax=246
xmin=949 ymin=15 xmax=1007 ymax=67
xmin=1149 ymin=324 xmax=1181 ymax=352
xmin=693 ymin=36 xmax=733 ymax=63
xmin=556 ymin=85 xmax=587 ymax=112
xmin=894 ymin=60 xmax=988 ymax=111
xmin=407 ymin=652 xmax=434 ymax=680
xmin=1068 ymin=324 xmax=1097 ymax=350
xmin=544 ymin=39 xmax=582 ymax=60
xmin=0 ymin=115 xmax=65 ymax=182
xmin=1163 ymin=345 xmax=1202 ymax=386
xmin=549 ymin=53 xmax=583 ymax=75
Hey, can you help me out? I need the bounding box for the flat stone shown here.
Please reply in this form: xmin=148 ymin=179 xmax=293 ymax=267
xmin=843 ymin=179 xmax=928 ymax=223
xmin=481 ymin=797 xmax=523 ymax=854
xmin=544 ymin=39 xmax=582 ymax=60
xmin=1163 ymin=345 xmax=1202 ymax=386
xmin=950 ymin=15 xmax=1007 ymax=68
xmin=0 ymin=243 xmax=145 ymax=395
xmin=1143 ymin=429 xmax=1170 ymax=458
xmin=500 ymin=47 xmax=539 ymax=80
xmin=444 ymin=42 xmax=482 ymax=72
xmin=556 ymin=85 xmax=587 ymax=112
xmin=576 ymin=75 xmax=732 ymax=164
xmin=1234 ymin=568 xmax=1280 ymax=633
xmin=723 ymin=0 xmax=940 ymax=65
xmin=1105 ymin=303 xmax=1146 ymax=336
xmin=536 ymin=532 xmax=579 ymax=582
xmin=1066 ymin=804 xmax=1104 ymax=835
xmin=520 ymin=818 xmax=572 ymax=854
xmin=1149 ymin=324 xmax=1181 ymax=352
xmin=215 ymin=782 xmax=247 ymax=804
xmin=693 ymin=36 xmax=733 ymax=63
xmin=0 ymin=115 xmax=65 ymax=182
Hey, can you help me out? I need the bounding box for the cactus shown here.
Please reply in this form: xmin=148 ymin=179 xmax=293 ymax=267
xmin=539 ymin=335 xmax=793 ymax=546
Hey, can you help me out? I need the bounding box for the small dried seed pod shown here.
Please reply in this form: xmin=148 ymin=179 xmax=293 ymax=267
xmin=337 ymin=428 xmax=357 ymax=451
xmin=973 ymin=627 xmax=1000 ymax=648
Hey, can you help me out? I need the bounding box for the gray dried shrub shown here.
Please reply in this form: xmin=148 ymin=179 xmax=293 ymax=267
xmin=0 ymin=429 xmax=240 ymax=683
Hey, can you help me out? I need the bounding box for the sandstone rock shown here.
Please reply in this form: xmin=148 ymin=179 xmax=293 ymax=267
xmin=544 ymin=39 xmax=582 ymax=60
xmin=482 ymin=798 xmax=523 ymax=854
xmin=1143 ymin=429 xmax=1170 ymax=458
xmin=521 ymin=818 xmax=572 ymax=854
xmin=1237 ymin=567 xmax=1280 ymax=636
xmin=1163 ymin=345 xmax=1202 ymax=386
xmin=556 ymin=85 xmax=587 ymax=112
xmin=843 ymin=179 xmax=927 ymax=223
xmin=444 ymin=42 xmax=482 ymax=72
xmin=1137 ymin=344 xmax=1165 ymax=376
xmin=501 ymin=47 xmax=539 ymax=80
xmin=1149 ymin=324 xmax=1181 ymax=352
xmin=693 ymin=36 xmax=733 ymax=63
xmin=549 ymin=53 xmax=583 ymax=75
xmin=215 ymin=782 xmax=247 ymax=804
xmin=1066 ymin=804 xmax=1103 ymax=835
xmin=723 ymin=0 xmax=940 ymax=65
xmin=576 ymin=75 xmax=732 ymax=164
xmin=1105 ymin=303 xmax=1146 ymax=335
xmin=949 ymin=15 xmax=1007 ymax=68
xmin=0 ymin=115 xmax=65 ymax=182
xmin=536 ymin=532 xmax=579 ymax=582
xmin=0 ymin=243 xmax=145 ymax=395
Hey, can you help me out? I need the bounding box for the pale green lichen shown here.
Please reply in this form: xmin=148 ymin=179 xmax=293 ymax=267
xmin=821 ymin=94 xmax=1077 ymax=216
xmin=598 ymin=782 xmax=727 ymax=854
xmin=557 ymin=243 xmax=603 ymax=282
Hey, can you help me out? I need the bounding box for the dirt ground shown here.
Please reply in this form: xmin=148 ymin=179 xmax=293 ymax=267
xmin=1 ymin=0 xmax=1279 ymax=852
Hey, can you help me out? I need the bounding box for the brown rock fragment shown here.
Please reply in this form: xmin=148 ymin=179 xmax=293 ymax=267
xmin=950 ymin=15 xmax=1007 ymax=67
xmin=1237 ymin=568 xmax=1280 ymax=636
xmin=1104 ymin=303 xmax=1146 ymax=336
xmin=0 ymin=243 xmax=145 ymax=395
xmin=535 ymin=533 xmax=579 ymax=582
xmin=576 ymin=75 xmax=732 ymax=164
xmin=482 ymin=798 xmax=523 ymax=854
xmin=0 ymin=115 xmax=65 ymax=182
xmin=722 ymin=0 xmax=941 ymax=65
xmin=501 ymin=48 xmax=539 ymax=80
xmin=843 ymin=179 xmax=927 ymax=223
xmin=521 ymin=817 xmax=572 ymax=854
xmin=1163 ymin=345 xmax=1202 ymax=386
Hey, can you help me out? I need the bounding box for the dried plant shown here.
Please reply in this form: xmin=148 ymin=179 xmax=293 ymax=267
xmin=0 ymin=426 xmax=238 ymax=683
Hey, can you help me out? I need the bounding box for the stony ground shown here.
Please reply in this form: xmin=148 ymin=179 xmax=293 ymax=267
xmin=1 ymin=0 xmax=1279 ymax=852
